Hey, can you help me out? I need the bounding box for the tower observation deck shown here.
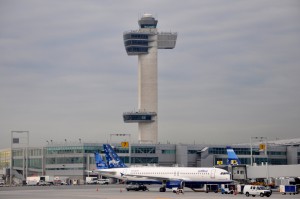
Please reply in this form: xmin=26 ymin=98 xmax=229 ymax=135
xmin=123 ymin=14 xmax=177 ymax=144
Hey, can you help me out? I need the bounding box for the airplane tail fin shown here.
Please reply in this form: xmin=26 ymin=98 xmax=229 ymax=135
xmin=94 ymin=152 xmax=108 ymax=169
xmin=226 ymin=146 xmax=241 ymax=165
xmin=103 ymin=144 xmax=127 ymax=168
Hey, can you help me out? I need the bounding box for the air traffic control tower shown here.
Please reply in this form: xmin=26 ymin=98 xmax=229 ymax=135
xmin=123 ymin=14 xmax=177 ymax=144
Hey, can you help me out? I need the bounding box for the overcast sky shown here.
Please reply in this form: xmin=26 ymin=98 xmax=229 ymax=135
xmin=1 ymin=0 xmax=300 ymax=148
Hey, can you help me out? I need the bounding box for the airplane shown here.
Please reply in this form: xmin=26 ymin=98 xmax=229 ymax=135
xmin=94 ymin=144 xmax=232 ymax=192
xmin=226 ymin=146 xmax=241 ymax=165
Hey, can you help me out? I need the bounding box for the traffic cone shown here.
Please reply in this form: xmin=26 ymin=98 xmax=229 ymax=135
xmin=120 ymin=188 xmax=122 ymax=192
xmin=97 ymin=188 xmax=98 ymax=191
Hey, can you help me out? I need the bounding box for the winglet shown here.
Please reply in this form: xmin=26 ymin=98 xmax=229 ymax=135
xmin=226 ymin=146 xmax=241 ymax=165
xmin=103 ymin=144 xmax=127 ymax=168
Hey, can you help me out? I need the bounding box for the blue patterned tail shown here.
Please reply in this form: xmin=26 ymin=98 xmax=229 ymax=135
xmin=226 ymin=146 xmax=241 ymax=165
xmin=94 ymin=152 xmax=108 ymax=169
xmin=103 ymin=144 xmax=127 ymax=168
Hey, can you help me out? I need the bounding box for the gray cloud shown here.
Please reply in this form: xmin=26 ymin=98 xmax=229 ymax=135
xmin=0 ymin=0 xmax=299 ymax=147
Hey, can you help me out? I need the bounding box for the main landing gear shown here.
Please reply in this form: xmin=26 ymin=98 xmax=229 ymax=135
xmin=159 ymin=186 xmax=166 ymax=192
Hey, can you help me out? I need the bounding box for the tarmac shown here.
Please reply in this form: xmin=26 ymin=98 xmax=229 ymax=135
xmin=0 ymin=185 xmax=299 ymax=199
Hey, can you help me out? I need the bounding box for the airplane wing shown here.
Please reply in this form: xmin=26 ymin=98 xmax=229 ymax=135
xmin=94 ymin=170 xmax=117 ymax=175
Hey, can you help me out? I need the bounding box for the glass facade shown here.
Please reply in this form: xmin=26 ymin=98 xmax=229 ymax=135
xmin=123 ymin=114 xmax=152 ymax=121
xmin=123 ymin=32 xmax=151 ymax=55
xmin=140 ymin=24 xmax=156 ymax=28
xmin=0 ymin=150 xmax=10 ymax=169
xmin=83 ymin=146 xmax=102 ymax=153
xmin=46 ymin=146 xmax=83 ymax=154
xmin=162 ymin=150 xmax=175 ymax=154
xmin=239 ymin=158 xmax=251 ymax=165
xmin=126 ymin=47 xmax=148 ymax=53
xmin=12 ymin=159 xmax=23 ymax=167
xmin=28 ymin=158 xmax=42 ymax=169
xmin=131 ymin=157 xmax=158 ymax=164
xmin=114 ymin=147 xmax=129 ymax=154
xmin=209 ymin=146 xmax=290 ymax=166
xmin=269 ymin=158 xmax=287 ymax=165
xmin=268 ymin=151 xmax=286 ymax=155
xmin=29 ymin=148 xmax=42 ymax=156
xmin=209 ymin=147 xmax=226 ymax=154
xmin=46 ymin=167 xmax=85 ymax=170
xmin=13 ymin=149 xmax=23 ymax=157
xmin=124 ymin=33 xmax=148 ymax=40
xmin=120 ymin=156 xmax=130 ymax=164
xmin=132 ymin=146 xmax=155 ymax=154
xmin=125 ymin=40 xmax=148 ymax=46
xmin=209 ymin=147 xmax=260 ymax=155
xmin=46 ymin=157 xmax=85 ymax=164
xmin=233 ymin=148 xmax=254 ymax=155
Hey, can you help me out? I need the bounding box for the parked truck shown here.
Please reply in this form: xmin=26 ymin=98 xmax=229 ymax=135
xmin=86 ymin=177 xmax=97 ymax=184
xmin=26 ymin=176 xmax=40 ymax=186
xmin=26 ymin=176 xmax=54 ymax=186
xmin=40 ymin=176 xmax=54 ymax=185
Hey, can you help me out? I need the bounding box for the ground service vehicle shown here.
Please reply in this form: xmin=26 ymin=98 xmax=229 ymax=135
xmin=243 ymin=185 xmax=272 ymax=197
xmin=86 ymin=177 xmax=97 ymax=184
xmin=280 ymin=185 xmax=298 ymax=195
xmin=0 ymin=179 xmax=5 ymax=187
xmin=97 ymin=179 xmax=109 ymax=185
xmin=126 ymin=184 xmax=148 ymax=191
xmin=221 ymin=184 xmax=236 ymax=194
xmin=37 ymin=180 xmax=51 ymax=186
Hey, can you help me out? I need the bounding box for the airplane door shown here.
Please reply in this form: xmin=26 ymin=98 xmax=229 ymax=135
xmin=210 ymin=169 xmax=216 ymax=179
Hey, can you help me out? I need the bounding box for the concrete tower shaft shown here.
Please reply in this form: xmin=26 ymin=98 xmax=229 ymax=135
xmin=123 ymin=14 xmax=177 ymax=144
xmin=138 ymin=32 xmax=158 ymax=143
xmin=138 ymin=31 xmax=158 ymax=114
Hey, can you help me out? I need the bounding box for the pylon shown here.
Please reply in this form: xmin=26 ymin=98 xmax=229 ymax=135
xmin=97 ymin=188 xmax=98 ymax=191
xmin=120 ymin=188 xmax=122 ymax=192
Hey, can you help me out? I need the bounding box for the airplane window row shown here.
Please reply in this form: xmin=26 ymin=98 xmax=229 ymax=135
xmin=220 ymin=172 xmax=229 ymax=175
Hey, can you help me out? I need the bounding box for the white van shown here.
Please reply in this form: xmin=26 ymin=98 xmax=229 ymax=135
xmin=243 ymin=185 xmax=272 ymax=197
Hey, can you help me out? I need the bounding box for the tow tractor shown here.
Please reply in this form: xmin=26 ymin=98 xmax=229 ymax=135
xmin=126 ymin=183 xmax=149 ymax=191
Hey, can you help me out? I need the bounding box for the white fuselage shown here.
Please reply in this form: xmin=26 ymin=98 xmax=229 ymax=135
xmin=98 ymin=166 xmax=231 ymax=184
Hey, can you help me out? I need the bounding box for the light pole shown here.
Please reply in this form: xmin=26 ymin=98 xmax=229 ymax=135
xmin=250 ymin=136 xmax=267 ymax=166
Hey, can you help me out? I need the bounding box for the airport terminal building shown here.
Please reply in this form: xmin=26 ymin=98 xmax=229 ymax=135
xmin=1 ymin=139 xmax=299 ymax=184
